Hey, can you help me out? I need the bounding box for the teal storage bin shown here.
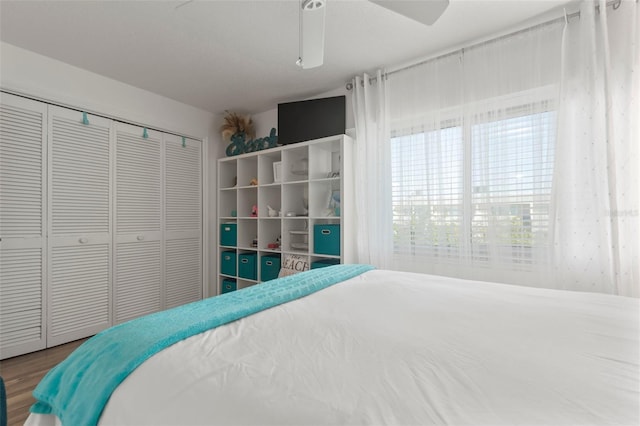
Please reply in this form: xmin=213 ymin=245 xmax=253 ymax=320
xmin=220 ymin=251 xmax=236 ymax=276
xmin=238 ymin=252 xmax=257 ymax=280
xmin=220 ymin=223 xmax=237 ymax=246
xmin=314 ymin=224 xmax=340 ymax=256
xmin=261 ymin=255 xmax=281 ymax=282
xmin=311 ymin=258 xmax=340 ymax=269
xmin=221 ymin=279 xmax=237 ymax=294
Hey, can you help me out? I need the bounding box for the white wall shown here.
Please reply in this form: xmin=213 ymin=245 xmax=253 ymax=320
xmin=1 ymin=42 xmax=217 ymax=138
xmin=1 ymin=42 xmax=221 ymax=297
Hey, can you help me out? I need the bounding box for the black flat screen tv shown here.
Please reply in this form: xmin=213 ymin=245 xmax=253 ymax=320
xmin=277 ymin=95 xmax=346 ymax=145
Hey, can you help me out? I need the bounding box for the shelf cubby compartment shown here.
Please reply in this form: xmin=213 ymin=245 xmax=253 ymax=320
xmin=237 ymin=186 xmax=258 ymax=218
xmin=220 ymin=221 xmax=238 ymax=247
xmin=310 ymin=256 xmax=341 ymax=269
xmin=238 ymin=250 xmax=258 ymax=281
xmin=309 ymin=179 xmax=340 ymax=218
xmin=258 ymin=150 xmax=281 ymax=185
xmin=281 ymin=182 xmax=308 ymax=217
xmin=258 ymin=185 xmax=281 ymax=218
xmin=237 ymin=156 xmax=258 ymax=187
xmin=282 ymin=145 xmax=309 ymax=182
xmin=218 ymin=159 xmax=238 ymax=189
xmin=260 ymin=253 xmax=282 ymax=282
xmin=218 ymin=188 xmax=237 ymax=219
xmin=258 ymin=218 xmax=282 ymax=251
xmin=309 ymin=217 xmax=340 ymax=257
xmin=309 ymin=138 xmax=341 ymax=180
xmin=237 ymin=219 xmax=258 ymax=249
xmin=220 ymin=249 xmax=237 ymax=276
xmin=236 ymin=278 xmax=258 ymax=290
xmin=282 ymin=218 xmax=309 ymax=253
xmin=220 ymin=278 xmax=237 ymax=294
xmin=288 ymin=229 xmax=309 ymax=252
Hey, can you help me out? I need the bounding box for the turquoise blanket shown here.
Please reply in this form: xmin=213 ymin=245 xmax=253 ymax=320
xmin=31 ymin=264 xmax=373 ymax=425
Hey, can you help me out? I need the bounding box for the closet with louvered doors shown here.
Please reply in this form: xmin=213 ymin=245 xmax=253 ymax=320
xmin=0 ymin=94 xmax=47 ymax=359
xmin=47 ymin=105 xmax=112 ymax=347
xmin=113 ymin=123 xmax=162 ymax=324
xmin=164 ymin=134 xmax=202 ymax=309
xmin=0 ymin=93 xmax=205 ymax=358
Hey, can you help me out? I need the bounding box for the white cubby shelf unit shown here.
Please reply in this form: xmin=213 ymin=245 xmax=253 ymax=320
xmin=217 ymin=134 xmax=355 ymax=292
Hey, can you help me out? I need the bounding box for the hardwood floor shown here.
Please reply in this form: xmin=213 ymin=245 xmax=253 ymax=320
xmin=0 ymin=339 xmax=88 ymax=426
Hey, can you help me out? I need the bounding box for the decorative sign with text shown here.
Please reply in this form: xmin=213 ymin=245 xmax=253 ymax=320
xmin=226 ymin=128 xmax=278 ymax=156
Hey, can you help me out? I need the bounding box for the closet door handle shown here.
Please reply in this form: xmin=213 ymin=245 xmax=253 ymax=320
xmin=137 ymin=235 xmax=145 ymax=241
xmin=79 ymin=237 xmax=88 ymax=244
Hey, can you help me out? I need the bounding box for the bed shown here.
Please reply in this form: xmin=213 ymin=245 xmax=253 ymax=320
xmin=26 ymin=264 xmax=639 ymax=426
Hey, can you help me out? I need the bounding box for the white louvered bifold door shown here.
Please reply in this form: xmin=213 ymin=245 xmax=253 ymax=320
xmin=164 ymin=134 xmax=202 ymax=309
xmin=47 ymin=106 xmax=112 ymax=346
xmin=114 ymin=123 xmax=162 ymax=324
xmin=0 ymin=93 xmax=47 ymax=359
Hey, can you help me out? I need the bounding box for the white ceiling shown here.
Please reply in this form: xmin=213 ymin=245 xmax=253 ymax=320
xmin=0 ymin=0 xmax=574 ymax=116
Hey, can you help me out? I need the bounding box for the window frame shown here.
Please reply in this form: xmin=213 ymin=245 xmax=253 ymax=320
xmin=390 ymin=86 xmax=558 ymax=272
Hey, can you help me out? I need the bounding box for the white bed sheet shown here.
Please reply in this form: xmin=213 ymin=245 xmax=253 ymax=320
xmin=27 ymin=270 xmax=639 ymax=425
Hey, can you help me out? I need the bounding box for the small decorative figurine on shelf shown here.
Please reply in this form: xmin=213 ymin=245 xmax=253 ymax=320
xmin=267 ymin=235 xmax=281 ymax=250
xmin=249 ymin=178 xmax=258 ymax=186
xmin=330 ymin=190 xmax=341 ymax=216
xmin=267 ymin=205 xmax=278 ymax=217
xmin=251 ymin=205 xmax=258 ymax=217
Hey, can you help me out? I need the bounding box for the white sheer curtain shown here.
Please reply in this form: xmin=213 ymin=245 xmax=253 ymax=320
xmin=552 ymin=0 xmax=639 ymax=296
xmin=385 ymin=21 xmax=563 ymax=287
xmin=351 ymin=70 xmax=393 ymax=268
xmin=363 ymin=0 xmax=639 ymax=295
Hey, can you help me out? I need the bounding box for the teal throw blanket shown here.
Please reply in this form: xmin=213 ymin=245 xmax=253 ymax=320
xmin=31 ymin=264 xmax=374 ymax=425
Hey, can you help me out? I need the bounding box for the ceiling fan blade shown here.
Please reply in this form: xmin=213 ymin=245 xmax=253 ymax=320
xmin=369 ymin=0 xmax=449 ymax=26
xmin=300 ymin=0 xmax=326 ymax=69
xmin=174 ymin=0 xmax=195 ymax=9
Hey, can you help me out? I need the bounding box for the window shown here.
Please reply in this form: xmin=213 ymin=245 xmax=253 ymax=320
xmin=391 ymin=121 xmax=463 ymax=260
xmin=391 ymin=103 xmax=556 ymax=270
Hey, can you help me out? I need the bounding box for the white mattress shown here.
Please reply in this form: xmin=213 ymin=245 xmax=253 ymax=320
xmin=27 ymin=270 xmax=640 ymax=425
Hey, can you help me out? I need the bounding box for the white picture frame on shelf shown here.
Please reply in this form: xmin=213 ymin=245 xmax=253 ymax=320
xmin=273 ymin=161 xmax=282 ymax=183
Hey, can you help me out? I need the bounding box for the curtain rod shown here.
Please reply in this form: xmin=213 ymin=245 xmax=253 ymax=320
xmin=347 ymin=0 xmax=623 ymax=89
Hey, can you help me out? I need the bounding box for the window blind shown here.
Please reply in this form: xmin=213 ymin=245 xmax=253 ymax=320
xmin=470 ymin=109 xmax=556 ymax=267
xmin=391 ymin=104 xmax=555 ymax=270
xmin=391 ymin=122 xmax=463 ymax=260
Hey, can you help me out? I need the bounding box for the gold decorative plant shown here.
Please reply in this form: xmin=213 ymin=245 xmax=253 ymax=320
xmin=220 ymin=111 xmax=255 ymax=142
